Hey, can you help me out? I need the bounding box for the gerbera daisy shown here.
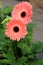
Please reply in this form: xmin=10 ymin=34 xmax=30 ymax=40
xmin=12 ymin=2 xmax=32 ymax=25
xmin=5 ymin=19 xmax=28 ymax=41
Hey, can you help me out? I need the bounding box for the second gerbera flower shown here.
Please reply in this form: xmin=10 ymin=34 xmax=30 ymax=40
xmin=5 ymin=19 xmax=28 ymax=41
xmin=12 ymin=2 xmax=32 ymax=25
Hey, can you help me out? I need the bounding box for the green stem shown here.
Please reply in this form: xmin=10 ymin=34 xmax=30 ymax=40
xmin=12 ymin=41 xmax=19 ymax=60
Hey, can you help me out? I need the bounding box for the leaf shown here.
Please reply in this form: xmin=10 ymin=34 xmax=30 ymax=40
xmin=30 ymin=42 xmax=36 ymax=51
xmin=0 ymin=28 xmax=6 ymax=50
xmin=2 ymin=17 xmax=11 ymax=25
xmin=0 ymin=26 xmax=12 ymax=49
xmin=0 ymin=63 xmax=3 ymax=65
xmin=7 ymin=47 xmax=15 ymax=60
xmin=0 ymin=59 xmax=10 ymax=64
xmin=6 ymin=48 xmax=27 ymax=65
xmin=27 ymin=23 xmax=36 ymax=33
xmin=0 ymin=47 xmax=16 ymax=65
xmin=0 ymin=41 xmax=5 ymax=50
xmin=0 ymin=28 xmax=5 ymax=41
xmin=27 ymin=42 xmax=43 ymax=59
xmin=29 ymin=59 xmax=43 ymax=65
xmin=3 ymin=6 xmax=13 ymax=15
xmin=18 ymin=43 xmax=31 ymax=55
xmin=24 ymin=63 xmax=28 ymax=65
xmin=34 ymin=42 xmax=43 ymax=52
xmin=13 ymin=56 xmax=28 ymax=65
xmin=17 ymin=56 xmax=28 ymax=63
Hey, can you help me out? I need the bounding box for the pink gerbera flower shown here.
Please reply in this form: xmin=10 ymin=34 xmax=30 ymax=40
xmin=12 ymin=2 xmax=32 ymax=25
xmin=5 ymin=19 xmax=28 ymax=41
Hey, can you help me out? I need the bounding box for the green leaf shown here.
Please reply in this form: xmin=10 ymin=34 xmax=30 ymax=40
xmin=7 ymin=47 xmax=15 ymax=60
xmin=6 ymin=48 xmax=27 ymax=65
xmin=2 ymin=17 xmax=11 ymax=24
xmin=29 ymin=59 xmax=43 ymax=65
xmin=17 ymin=56 xmax=28 ymax=63
xmin=35 ymin=42 xmax=43 ymax=52
xmin=0 ymin=25 xmax=12 ymax=48
xmin=0 ymin=47 xmax=16 ymax=65
xmin=0 ymin=28 xmax=5 ymax=50
xmin=18 ymin=43 xmax=31 ymax=55
xmin=24 ymin=63 xmax=28 ymax=65
xmin=0 ymin=28 xmax=5 ymax=40
xmin=27 ymin=23 xmax=36 ymax=33
xmin=0 ymin=63 xmax=3 ymax=65
xmin=13 ymin=56 xmax=28 ymax=65
xmin=0 ymin=59 xmax=10 ymax=64
xmin=0 ymin=41 xmax=5 ymax=50
xmin=27 ymin=42 xmax=43 ymax=59
xmin=16 ymin=56 xmax=28 ymax=65
xmin=3 ymin=6 xmax=13 ymax=15
xmin=1 ymin=17 xmax=12 ymax=28
xmin=30 ymin=42 xmax=36 ymax=51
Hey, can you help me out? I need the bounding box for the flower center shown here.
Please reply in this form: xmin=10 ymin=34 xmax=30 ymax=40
xmin=21 ymin=11 xmax=26 ymax=17
xmin=13 ymin=26 xmax=19 ymax=32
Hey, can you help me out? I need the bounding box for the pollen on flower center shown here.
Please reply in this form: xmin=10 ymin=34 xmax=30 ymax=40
xmin=21 ymin=11 xmax=26 ymax=17
xmin=13 ymin=26 xmax=19 ymax=32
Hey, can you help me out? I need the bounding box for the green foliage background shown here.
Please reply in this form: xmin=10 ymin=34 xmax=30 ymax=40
xmin=0 ymin=6 xmax=43 ymax=65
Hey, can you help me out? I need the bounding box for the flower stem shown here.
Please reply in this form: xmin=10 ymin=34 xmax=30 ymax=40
xmin=12 ymin=41 xmax=19 ymax=60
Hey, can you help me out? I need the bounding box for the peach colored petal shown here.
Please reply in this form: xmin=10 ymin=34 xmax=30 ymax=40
xmin=5 ymin=19 xmax=28 ymax=41
xmin=12 ymin=2 xmax=32 ymax=25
